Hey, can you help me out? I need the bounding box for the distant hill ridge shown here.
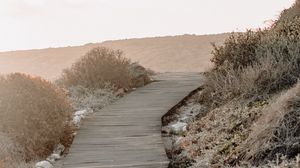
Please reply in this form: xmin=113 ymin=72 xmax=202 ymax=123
xmin=0 ymin=34 xmax=229 ymax=80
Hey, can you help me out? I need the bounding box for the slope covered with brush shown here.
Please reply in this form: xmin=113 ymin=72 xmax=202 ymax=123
xmin=169 ymin=1 xmax=300 ymax=167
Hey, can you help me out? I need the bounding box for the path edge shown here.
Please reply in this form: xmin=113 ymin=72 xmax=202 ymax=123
xmin=161 ymin=86 xmax=204 ymax=126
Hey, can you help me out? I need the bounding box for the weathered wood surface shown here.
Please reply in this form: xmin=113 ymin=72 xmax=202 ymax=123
xmin=63 ymin=73 xmax=201 ymax=168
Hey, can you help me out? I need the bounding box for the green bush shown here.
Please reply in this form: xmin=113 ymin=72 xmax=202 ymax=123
xmin=0 ymin=73 xmax=73 ymax=161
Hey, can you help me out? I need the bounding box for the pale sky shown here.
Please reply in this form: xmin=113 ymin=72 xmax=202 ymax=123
xmin=0 ymin=0 xmax=295 ymax=51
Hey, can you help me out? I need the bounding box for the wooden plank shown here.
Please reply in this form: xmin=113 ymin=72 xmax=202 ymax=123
xmin=62 ymin=73 xmax=201 ymax=168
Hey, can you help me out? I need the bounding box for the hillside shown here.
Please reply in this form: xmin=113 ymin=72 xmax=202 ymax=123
xmin=164 ymin=1 xmax=300 ymax=167
xmin=0 ymin=34 xmax=228 ymax=80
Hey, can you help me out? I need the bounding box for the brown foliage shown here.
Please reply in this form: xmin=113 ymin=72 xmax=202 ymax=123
xmin=211 ymin=30 xmax=266 ymax=70
xmin=192 ymin=3 xmax=300 ymax=167
xmin=275 ymin=0 xmax=300 ymax=26
xmin=201 ymin=16 xmax=300 ymax=109
xmin=0 ymin=73 xmax=73 ymax=161
xmin=60 ymin=47 xmax=133 ymax=90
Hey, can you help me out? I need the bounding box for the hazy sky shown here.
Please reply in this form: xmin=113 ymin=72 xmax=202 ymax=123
xmin=0 ymin=0 xmax=295 ymax=51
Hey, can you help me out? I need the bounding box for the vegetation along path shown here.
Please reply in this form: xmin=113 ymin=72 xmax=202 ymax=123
xmin=63 ymin=73 xmax=201 ymax=168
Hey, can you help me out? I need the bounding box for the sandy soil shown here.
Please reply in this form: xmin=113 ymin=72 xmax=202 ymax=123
xmin=0 ymin=34 xmax=228 ymax=80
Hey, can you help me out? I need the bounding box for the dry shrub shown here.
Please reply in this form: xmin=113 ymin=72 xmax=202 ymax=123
xmin=190 ymin=4 xmax=300 ymax=167
xmin=0 ymin=132 xmax=24 ymax=167
xmin=129 ymin=62 xmax=151 ymax=88
xmin=60 ymin=47 xmax=133 ymax=90
xmin=201 ymin=17 xmax=300 ymax=108
xmin=0 ymin=73 xmax=72 ymax=161
xmin=237 ymin=83 xmax=300 ymax=165
xmin=275 ymin=0 xmax=300 ymax=26
xmin=0 ymin=132 xmax=34 ymax=168
xmin=202 ymin=46 xmax=300 ymax=108
xmin=211 ymin=30 xmax=266 ymax=70
xmin=202 ymin=30 xmax=266 ymax=107
xmin=273 ymin=17 xmax=300 ymax=38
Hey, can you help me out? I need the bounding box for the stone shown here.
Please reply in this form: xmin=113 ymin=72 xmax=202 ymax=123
xmin=53 ymin=144 xmax=65 ymax=155
xmin=35 ymin=160 xmax=54 ymax=168
xmin=74 ymin=109 xmax=87 ymax=116
xmin=47 ymin=153 xmax=60 ymax=162
xmin=170 ymin=122 xmax=187 ymax=135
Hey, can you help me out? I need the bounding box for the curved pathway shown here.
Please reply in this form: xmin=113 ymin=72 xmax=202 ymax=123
xmin=63 ymin=73 xmax=201 ymax=168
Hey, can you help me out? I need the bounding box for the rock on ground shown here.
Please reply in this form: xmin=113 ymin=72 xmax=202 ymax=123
xmin=35 ymin=161 xmax=54 ymax=168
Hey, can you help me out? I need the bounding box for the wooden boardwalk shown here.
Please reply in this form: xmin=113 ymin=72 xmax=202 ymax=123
xmin=63 ymin=73 xmax=201 ymax=168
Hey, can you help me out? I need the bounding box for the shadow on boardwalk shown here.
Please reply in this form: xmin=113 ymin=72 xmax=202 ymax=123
xmin=63 ymin=73 xmax=201 ymax=168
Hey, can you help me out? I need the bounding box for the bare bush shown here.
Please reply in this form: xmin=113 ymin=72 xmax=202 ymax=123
xmin=60 ymin=47 xmax=133 ymax=90
xmin=0 ymin=73 xmax=73 ymax=161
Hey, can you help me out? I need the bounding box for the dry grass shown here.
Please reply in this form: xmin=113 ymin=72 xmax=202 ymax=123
xmin=60 ymin=47 xmax=133 ymax=90
xmin=0 ymin=132 xmax=24 ymax=167
xmin=180 ymin=98 xmax=266 ymax=167
xmin=201 ymin=47 xmax=300 ymax=109
xmin=0 ymin=73 xmax=73 ymax=162
xmin=237 ymin=83 xmax=300 ymax=165
xmin=68 ymin=85 xmax=118 ymax=111
xmin=200 ymin=16 xmax=300 ymax=109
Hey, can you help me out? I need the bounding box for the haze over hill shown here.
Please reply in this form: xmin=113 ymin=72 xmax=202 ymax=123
xmin=0 ymin=34 xmax=228 ymax=80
